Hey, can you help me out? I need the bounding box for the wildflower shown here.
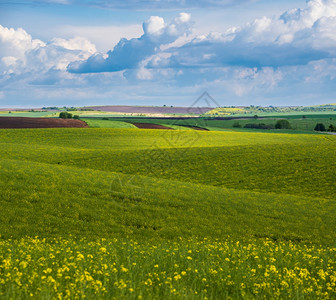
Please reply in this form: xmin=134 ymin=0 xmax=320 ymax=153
xmin=77 ymin=253 xmax=84 ymax=261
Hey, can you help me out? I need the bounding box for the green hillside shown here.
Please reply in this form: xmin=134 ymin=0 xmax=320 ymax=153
xmin=1 ymin=128 xmax=335 ymax=241
xmin=0 ymin=128 xmax=335 ymax=298
xmin=90 ymin=114 xmax=336 ymax=133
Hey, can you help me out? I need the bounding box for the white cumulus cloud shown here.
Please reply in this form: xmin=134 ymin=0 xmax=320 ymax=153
xmin=1 ymin=0 xmax=336 ymax=107
xmin=67 ymin=13 xmax=192 ymax=73
xmin=155 ymin=0 xmax=336 ymax=69
xmin=0 ymin=25 xmax=96 ymax=77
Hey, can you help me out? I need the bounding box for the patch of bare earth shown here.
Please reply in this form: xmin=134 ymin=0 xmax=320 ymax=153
xmin=131 ymin=123 xmax=173 ymax=130
xmin=0 ymin=117 xmax=88 ymax=129
xmin=178 ymin=125 xmax=209 ymax=131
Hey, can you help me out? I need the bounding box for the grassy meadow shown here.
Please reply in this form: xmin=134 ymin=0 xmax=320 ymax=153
xmin=0 ymin=128 xmax=336 ymax=298
xmin=105 ymin=114 xmax=336 ymax=132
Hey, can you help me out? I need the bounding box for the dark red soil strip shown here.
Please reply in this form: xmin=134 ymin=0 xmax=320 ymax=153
xmin=0 ymin=117 xmax=88 ymax=129
xmin=131 ymin=123 xmax=174 ymax=130
xmin=178 ymin=125 xmax=209 ymax=131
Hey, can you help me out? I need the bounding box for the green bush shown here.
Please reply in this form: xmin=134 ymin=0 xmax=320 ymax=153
xmin=59 ymin=112 xmax=73 ymax=119
xmin=314 ymin=123 xmax=326 ymax=132
xmin=327 ymin=124 xmax=336 ymax=132
xmin=66 ymin=107 xmax=77 ymax=111
xmin=275 ymin=119 xmax=292 ymax=129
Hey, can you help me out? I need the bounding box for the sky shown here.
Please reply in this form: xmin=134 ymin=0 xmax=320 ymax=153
xmin=1 ymin=0 xmax=336 ymax=108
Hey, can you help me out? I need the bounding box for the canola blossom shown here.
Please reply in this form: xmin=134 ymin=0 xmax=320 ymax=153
xmin=0 ymin=237 xmax=336 ymax=299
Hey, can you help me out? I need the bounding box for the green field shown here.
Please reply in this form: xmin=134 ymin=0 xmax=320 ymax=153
xmin=0 ymin=128 xmax=336 ymax=298
xmin=89 ymin=114 xmax=336 ymax=132
xmin=205 ymin=104 xmax=336 ymax=117
xmin=0 ymin=111 xmax=54 ymax=118
xmin=82 ymin=119 xmax=137 ymax=129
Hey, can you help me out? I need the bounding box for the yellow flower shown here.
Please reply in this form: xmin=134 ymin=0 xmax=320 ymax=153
xmin=174 ymin=274 xmax=181 ymax=281
xmin=121 ymin=266 xmax=128 ymax=273
xmin=19 ymin=261 xmax=27 ymax=269
xmin=77 ymin=253 xmax=84 ymax=261
xmin=43 ymin=268 xmax=52 ymax=274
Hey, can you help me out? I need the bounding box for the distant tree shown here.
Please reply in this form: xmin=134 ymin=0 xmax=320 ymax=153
xmin=233 ymin=121 xmax=242 ymax=128
xmin=59 ymin=112 xmax=72 ymax=119
xmin=302 ymin=115 xmax=306 ymax=119
xmin=102 ymin=117 xmax=109 ymax=120
xmin=275 ymin=119 xmax=292 ymax=129
xmin=66 ymin=107 xmax=77 ymax=111
xmin=314 ymin=123 xmax=326 ymax=131
xmin=253 ymin=115 xmax=258 ymax=119
xmin=73 ymin=115 xmax=80 ymax=120
xmin=327 ymin=124 xmax=336 ymax=132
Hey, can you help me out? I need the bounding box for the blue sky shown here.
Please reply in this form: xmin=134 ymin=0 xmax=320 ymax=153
xmin=1 ymin=0 xmax=336 ymax=107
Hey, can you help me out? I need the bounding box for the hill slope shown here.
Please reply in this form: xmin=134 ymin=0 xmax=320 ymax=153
xmin=0 ymin=128 xmax=335 ymax=244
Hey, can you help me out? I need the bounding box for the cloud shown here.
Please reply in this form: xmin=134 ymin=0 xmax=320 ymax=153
xmin=0 ymin=25 xmax=96 ymax=75
xmin=149 ymin=0 xmax=336 ymax=69
xmin=51 ymin=37 xmax=96 ymax=54
xmin=1 ymin=1 xmax=336 ymax=107
xmin=0 ymin=25 xmax=45 ymax=60
xmin=67 ymin=0 xmax=336 ymax=76
xmin=67 ymin=13 xmax=192 ymax=73
xmin=56 ymin=25 xmax=142 ymax=52
xmin=0 ymin=24 xmax=97 ymax=92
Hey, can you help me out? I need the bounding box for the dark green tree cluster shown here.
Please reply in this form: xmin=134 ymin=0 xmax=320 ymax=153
xmin=275 ymin=119 xmax=291 ymax=129
xmin=328 ymin=124 xmax=336 ymax=132
xmin=314 ymin=123 xmax=336 ymax=132
xmin=59 ymin=112 xmax=72 ymax=119
xmin=234 ymin=119 xmax=292 ymax=130
xmin=314 ymin=123 xmax=326 ymax=131
xmin=59 ymin=111 xmax=79 ymax=120
xmin=66 ymin=107 xmax=78 ymax=111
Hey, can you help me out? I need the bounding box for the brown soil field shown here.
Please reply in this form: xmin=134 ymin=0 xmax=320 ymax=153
xmin=0 ymin=117 xmax=88 ymax=129
xmin=83 ymin=106 xmax=213 ymax=115
xmin=178 ymin=125 xmax=209 ymax=131
xmin=131 ymin=123 xmax=173 ymax=130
